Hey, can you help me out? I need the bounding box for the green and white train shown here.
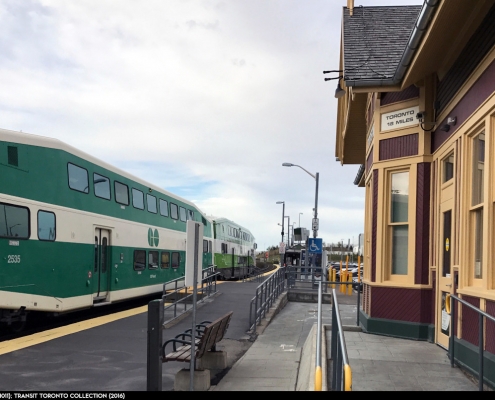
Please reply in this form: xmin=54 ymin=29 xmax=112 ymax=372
xmin=0 ymin=128 xmax=256 ymax=330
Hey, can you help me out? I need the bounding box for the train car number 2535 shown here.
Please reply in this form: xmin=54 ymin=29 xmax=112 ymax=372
xmin=7 ymin=255 xmax=21 ymax=263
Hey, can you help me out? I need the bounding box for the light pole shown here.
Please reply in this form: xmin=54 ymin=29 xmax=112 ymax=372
xmin=276 ymin=201 xmax=285 ymax=267
xmin=299 ymin=212 xmax=303 ymax=227
xmin=287 ymin=216 xmax=290 ymax=247
xmin=282 ymin=163 xmax=319 ymax=238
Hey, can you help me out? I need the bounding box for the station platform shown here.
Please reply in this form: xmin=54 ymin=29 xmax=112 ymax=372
xmin=0 ymin=273 xmax=480 ymax=391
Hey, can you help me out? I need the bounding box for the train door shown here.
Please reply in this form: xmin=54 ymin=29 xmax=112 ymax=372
xmin=93 ymin=228 xmax=110 ymax=300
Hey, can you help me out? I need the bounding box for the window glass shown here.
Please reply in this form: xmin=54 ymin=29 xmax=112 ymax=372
xmin=133 ymin=250 xmax=146 ymax=270
xmin=170 ymin=203 xmax=179 ymax=220
xmin=147 ymin=194 xmax=157 ymax=214
xmin=38 ymin=211 xmax=56 ymax=241
xmin=209 ymin=241 xmax=212 ymax=253
xmin=94 ymin=173 xmax=111 ymax=200
xmin=0 ymin=203 xmax=30 ymax=239
xmin=443 ymin=153 xmax=454 ymax=183
xmin=474 ymin=209 xmax=483 ymax=279
xmin=179 ymin=207 xmax=187 ymax=222
xmin=132 ymin=188 xmax=144 ymax=210
xmin=171 ymin=252 xmax=180 ymax=269
xmin=391 ymin=172 xmax=409 ymax=223
xmin=161 ymin=252 xmax=170 ymax=269
xmin=148 ymin=251 xmax=158 ymax=269
xmin=68 ymin=163 xmax=89 ymax=193
xmin=187 ymin=210 xmax=194 ymax=220
xmin=472 ymin=133 xmax=485 ymax=206
xmin=391 ymin=226 xmax=408 ymax=275
xmin=159 ymin=199 xmax=169 ymax=217
xmin=115 ymin=182 xmax=129 ymax=205
xmin=203 ymin=239 xmax=208 ymax=253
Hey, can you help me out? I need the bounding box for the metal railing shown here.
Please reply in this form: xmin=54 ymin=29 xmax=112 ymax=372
xmin=330 ymin=288 xmax=352 ymax=391
xmin=162 ymin=266 xmax=219 ymax=325
xmin=248 ymin=267 xmax=286 ymax=334
xmin=448 ymin=293 xmax=495 ymax=391
xmin=315 ymin=281 xmax=323 ymax=391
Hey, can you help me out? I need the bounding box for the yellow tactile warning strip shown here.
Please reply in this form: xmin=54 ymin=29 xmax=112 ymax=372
xmin=0 ymin=305 xmax=148 ymax=356
xmin=0 ymin=267 xmax=278 ymax=355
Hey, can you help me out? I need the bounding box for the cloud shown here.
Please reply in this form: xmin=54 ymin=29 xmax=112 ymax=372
xmin=0 ymin=0 xmax=423 ymax=250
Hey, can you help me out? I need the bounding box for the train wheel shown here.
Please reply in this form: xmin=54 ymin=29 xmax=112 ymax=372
xmin=9 ymin=320 xmax=26 ymax=333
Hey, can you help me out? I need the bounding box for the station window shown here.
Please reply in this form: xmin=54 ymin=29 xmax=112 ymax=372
xmin=390 ymin=171 xmax=409 ymax=276
xmin=159 ymin=199 xmax=169 ymax=217
xmin=179 ymin=207 xmax=187 ymax=222
xmin=443 ymin=153 xmax=454 ymax=183
xmin=115 ymin=181 xmax=129 ymax=205
xmin=94 ymin=173 xmax=111 ymax=200
xmin=148 ymin=251 xmax=158 ymax=269
xmin=161 ymin=252 xmax=170 ymax=269
xmin=171 ymin=252 xmax=180 ymax=269
xmin=132 ymin=188 xmax=144 ymax=210
xmin=471 ymin=131 xmax=485 ymax=280
xmin=147 ymin=194 xmax=157 ymax=214
xmin=133 ymin=250 xmax=146 ymax=270
xmin=68 ymin=163 xmax=89 ymax=194
xmin=38 ymin=210 xmax=56 ymax=241
xmin=0 ymin=203 xmax=30 ymax=239
xmin=170 ymin=203 xmax=179 ymax=220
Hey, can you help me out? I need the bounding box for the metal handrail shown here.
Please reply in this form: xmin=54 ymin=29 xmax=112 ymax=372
xmin=315 ymin=281 xmax=323 ymax=391
xmin=448 ymin=293 xmax=495 ymax=391
xmin=331 ymin=288 xmax=352 ymax=391
xmin=248 ymin=267 xmax=286 ymax=334
xmin=162 ymin=266 xmax=219 ymax=325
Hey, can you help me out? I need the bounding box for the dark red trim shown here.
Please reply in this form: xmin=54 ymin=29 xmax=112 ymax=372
xmin=381 ymin=85 xmax=420 ymax=106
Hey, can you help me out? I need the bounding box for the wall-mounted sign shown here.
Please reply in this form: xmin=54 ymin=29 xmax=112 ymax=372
xmin=381 ymin=106 xmax=419 ymax=132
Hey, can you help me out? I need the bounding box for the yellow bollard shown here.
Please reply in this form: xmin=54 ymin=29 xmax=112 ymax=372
xmin=332 ymin=269 xmax=336 ymax=289
xmin=347 ymin=272 xmax=353 ymax=295
xmin=344 ymin=364 xmax=352 ymax=391
xmin=315 ymin=366 xmax=322 ymax=391
xmin=339 ymin=261 xmax=343 ymax=293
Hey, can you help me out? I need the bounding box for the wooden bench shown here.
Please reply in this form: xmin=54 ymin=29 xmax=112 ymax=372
xmin=161 ymin=311 xmax=233 ymax=364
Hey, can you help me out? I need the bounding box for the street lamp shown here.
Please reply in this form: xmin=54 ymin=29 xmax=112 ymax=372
xmin=299 ymin=212 xmax=303 ymax=227
xmin=276 ymin=201 xmax=285 ymax=267
xmin=282 ymin=163 xmax=319 ymax=238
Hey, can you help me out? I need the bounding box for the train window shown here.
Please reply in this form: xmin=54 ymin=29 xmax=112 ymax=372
xmin=187 ymin=210 xmax=194 ymax=221
xmin=209 ymin=241 xmax=212 ymax=253
xmin=148 ymin=251 xmax=158 ymax=269
xmin=179 ymin=207 xmax=186 ymax=222
xmin=171 ymin=252 xmax=180 ymax=269
xmin=133 ymin=250 xmax=146 ymax=270
xmin=159 ymin=199 xmax=169 ymax=217
xmin=94 ymin=173 xmax=111 ymax=200
xmin=221 ymin=243 xmax=227 ymax=254
xmin=115 ymin=181 xmax=129 ymax=205
xmin=170 ymin=203 xmax=179 ymax=220
xmin=161 ymin=252 xmax=170 ymax=269
xmin=67 ymin=163 xmax=89 ymax=194
xmin=132 ymin=188 xmax=144 ymax=210
xmin=0 ymin=203 xmax=30 ymax=239
xmin=203 ymin=239 xmax=208 ymax=253
xmin=38 ymin=211 xmax=56 ymax=241
xmin=147 ymin=194 xmax=157 ymax=214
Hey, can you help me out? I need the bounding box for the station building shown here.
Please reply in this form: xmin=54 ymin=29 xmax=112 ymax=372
xmin=333 ymin=0 xmax=495 ymax=386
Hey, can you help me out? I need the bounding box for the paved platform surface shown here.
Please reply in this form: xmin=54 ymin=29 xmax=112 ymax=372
xmin=213 ymin=290 xmax=478 ymax=391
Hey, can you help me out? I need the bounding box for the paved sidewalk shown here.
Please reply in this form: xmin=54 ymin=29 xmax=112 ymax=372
xmin=339 ymin=329 xmax=477 ymax=391
xmin=212 ymin=300 xmax=332 ymax=391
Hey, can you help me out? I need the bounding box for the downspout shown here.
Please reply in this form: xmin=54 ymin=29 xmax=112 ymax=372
xmin=346 ymin=0 xmax=440 ymax=88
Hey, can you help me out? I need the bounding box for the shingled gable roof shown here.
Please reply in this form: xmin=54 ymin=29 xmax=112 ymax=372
xmin=343 ymin=6 xmax=422 ymax=84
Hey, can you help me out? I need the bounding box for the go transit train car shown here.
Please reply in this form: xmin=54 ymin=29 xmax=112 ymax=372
xmin=0 ymin=128 xmax=218 ymax=330
xmin=211 ymin=216 xmax=257 ymax=279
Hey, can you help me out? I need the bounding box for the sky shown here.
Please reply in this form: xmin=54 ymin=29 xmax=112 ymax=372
xmin=0 ymin=0 xmax=423 ymax=251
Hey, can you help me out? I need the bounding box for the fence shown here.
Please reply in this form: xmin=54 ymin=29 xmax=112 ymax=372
xmin=448 ymin=293 xmax=495 ymax=391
